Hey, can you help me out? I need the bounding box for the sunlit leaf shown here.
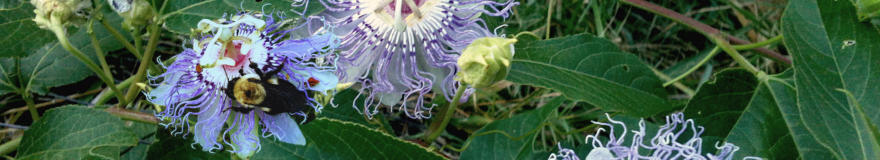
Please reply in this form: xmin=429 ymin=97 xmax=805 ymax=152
xmin=17 ymin=106 xmax=139 ymax=160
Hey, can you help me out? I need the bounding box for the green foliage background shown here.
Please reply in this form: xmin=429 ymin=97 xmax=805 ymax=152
xmin=1 ymin=0 xmax=879 ymax=159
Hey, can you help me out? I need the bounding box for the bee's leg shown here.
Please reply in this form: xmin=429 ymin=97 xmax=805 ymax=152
xmin=249 ymin=63 xmax=264 ymax=76
xmin=264 ymin=62 xmax=285 ymax=78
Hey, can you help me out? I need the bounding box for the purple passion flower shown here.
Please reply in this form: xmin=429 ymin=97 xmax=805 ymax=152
xmin=319 ymin=0 xmax=519 ymax=119
xmin=147 ymin=13 xmax=338 ymax=158
xmin=548 ymin=113 xmax=763 ymax=160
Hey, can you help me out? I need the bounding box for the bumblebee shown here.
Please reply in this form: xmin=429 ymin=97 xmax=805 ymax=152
xmin=225 ymin=63 xmax=314 ymax=120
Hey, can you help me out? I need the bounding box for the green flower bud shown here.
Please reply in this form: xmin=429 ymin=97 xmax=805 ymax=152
xmin=30 ymin=0 xmax=92 ymax=29
xmin=852 ymin=0 xmax=880 ymax=21
xmin=109 ymin=0 xmax=155 ymax=29
xmin=456 ymin=37 xmax=517 ymax=88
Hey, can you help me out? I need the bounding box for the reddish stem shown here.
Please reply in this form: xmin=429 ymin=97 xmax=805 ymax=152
xmin=622 ymin=0 xmax=792 ymax=65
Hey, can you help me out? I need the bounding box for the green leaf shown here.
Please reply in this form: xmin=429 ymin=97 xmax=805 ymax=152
xmin=722 ymin=71 xmax=798 ymax=159
xmin=320 ymin=89 xmax=394 ymax=133
xmin=252 ymin=118 xmax=444 ymax=160
xmin=146 ymin=128 xmax=231 ymax=160
xmin=0 ymin=1 xmax=56 ymax=58
xmin=459 ymin=97 xmax=565 ymax=160
xmin=162 ymin=0 xmax=323 ymax=35
xmin=0 ymin=6 xmax=128 ymax=95
xmin=782 ymin=0 xmax=880 ymax=158
xmin=682 ymin=68 xmax=758 ymax=154
xmin=121 ymin=115 xmax=158 ymax=160
xmin=506 ymin=34 xmax=672 ymax=117
xmin=762 ymin=71 xmax=837 ymax=159
xmin=17 ymin=106 xmax=139 ymax=160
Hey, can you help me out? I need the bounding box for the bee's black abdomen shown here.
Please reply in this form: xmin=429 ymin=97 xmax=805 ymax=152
xmin=258 ymin=79 xmax=311 ymax=115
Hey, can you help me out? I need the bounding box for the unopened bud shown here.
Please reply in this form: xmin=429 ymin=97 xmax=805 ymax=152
xmin=456 ymin=37 xmax=517 ymax=88
xmin=30 ymin=0 xmax=92 ymax=29
xmin=109 ymin=0 xmax=154 ymax=29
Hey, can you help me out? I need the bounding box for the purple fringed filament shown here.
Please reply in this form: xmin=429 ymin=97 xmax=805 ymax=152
xmin=320 ymin=0 xmax=519 ymax=119
xmin=548 ymin=113 xmax=763 ymax=160
xmin=146 ymin=12 xmax=338 ymax=158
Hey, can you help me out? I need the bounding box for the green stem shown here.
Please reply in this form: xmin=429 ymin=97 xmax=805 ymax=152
xmin=100 ymin=18 xmax=141 ymax=59
xmin=132 ymin=29 xmax=143 ymax=56
xmin=425 ymin=87 xmax=467 ymax=143
xmin=21 ymin=93 xmax=39 ymax=121
xmin=89 ymin=19 xmax=128 ymax=107
xmin=0 ymin=137 xmax=21 ymax=156
xmin=590 ymin=0 xmax=604 ymax=37
xmin=732 ymin=35 xmax=783 ymax=50
xmin=105 ymin=107 xmax=159 ymax=124
xmin=48 ymin=17 xmax=123 ymax=104
xmin=650 ymin=67 xmax=695 ymax=96
xmin=96 ymin=76 xmax=135 ymax=106
xmin=123 ymin=22 xmax=161 ymax=106
xmin=712 ymin=36 xmax=760 ymax=73
xmin=663 ymin=46 xmax=721 ymax=87
xmin=545 ymin=0 xmax=554 ymax=39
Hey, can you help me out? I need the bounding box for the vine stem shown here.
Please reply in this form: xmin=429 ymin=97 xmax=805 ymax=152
xmin=100 ymin=18 xmax=141 ymax=59
xmin=0 ymin=137 xmax=21 ymax=156
xmin=733 ymin=34 xmax=783 ymax=50
xmin=123 ymin=21 xmax=161 ymax=107
xmin=21 ymin=93 xmax=39 ymax=121
xmin=545 ymin=0 xmax=554 ymax=39
xmin=650 ymin=68 xmax=695 ymax=97
xmin=712 ymin=36 xmax=759 ymax=73
xmin=47 ymin=16 xmax=127 ymax=107
xmin=663 ymin=46 xmax=721 ymax=87
xmin=95 ymin=76 xmax=135 ymax=106
xmin=590 ymin=0 xmax=605 ymax=37
xmin=105 ymin=107 xmax=159 ymax=124
xmin=425 ymin=86 xmax=467 ymax=143
xmin=620 ymin=0 xmax=791 ymax=65
xmin=88 ymin=17 xmax=128 ymax=106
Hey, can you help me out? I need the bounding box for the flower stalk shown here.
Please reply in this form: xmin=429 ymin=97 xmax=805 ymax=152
xmin=21 ymin=93 xmax=39 ymax=121
xmin=424 ymin=87 xmax=467 ymax=143
xmin=123 ymin=21 xmax=160 ymax=107
xmin=47 ymin=15 xmax=128 ymax=106
xmin=88 ymin=17 xmax=127 ymax=106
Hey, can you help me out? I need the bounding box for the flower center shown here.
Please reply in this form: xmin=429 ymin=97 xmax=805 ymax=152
xmin=222 ymin=40 xmax=251 ymax=71
xmin=385 ymin=0 xmax=424 ymax=19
